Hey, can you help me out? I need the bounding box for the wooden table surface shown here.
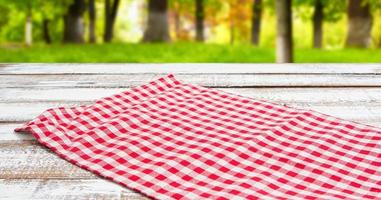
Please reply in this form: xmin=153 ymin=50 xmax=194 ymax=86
xmin=1 ymin=63 xmax=381 ymax=199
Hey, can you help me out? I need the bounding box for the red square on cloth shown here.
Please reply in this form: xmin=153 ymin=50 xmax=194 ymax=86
xmin=15 ymin=75 xmax=381 ymax=199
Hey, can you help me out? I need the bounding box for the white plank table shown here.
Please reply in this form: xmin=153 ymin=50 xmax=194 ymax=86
xmin=0 ymin=63 xmax=381 ymax=199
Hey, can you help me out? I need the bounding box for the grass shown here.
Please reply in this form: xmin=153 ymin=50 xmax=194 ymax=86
xmin=0 ymin=42 xmax=380 ymax=63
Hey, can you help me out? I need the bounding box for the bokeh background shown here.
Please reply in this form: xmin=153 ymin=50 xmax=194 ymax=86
xmin=0 ymin=0 xmax=380 ymax=62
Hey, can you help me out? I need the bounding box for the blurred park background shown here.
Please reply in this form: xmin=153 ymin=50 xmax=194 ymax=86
xmin=0 ymin=0 xmax=380 ymax=63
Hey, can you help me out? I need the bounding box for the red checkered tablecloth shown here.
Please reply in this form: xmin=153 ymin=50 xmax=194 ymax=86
xmin=15 ymin=74 xmax=381 ymax=199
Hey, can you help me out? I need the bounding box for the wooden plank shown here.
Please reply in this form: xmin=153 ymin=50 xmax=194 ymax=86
xmin=1 ymin=63 xmax=381 ymax=74
xmin=0 ymin=142 xmax=95 ymax=179
xmin=3 ymin=87 xmax=380 ymax=141
xmin=1 ymin=103 xmax=379 ymax=125
xmin=0 ymin=105 xmax=376 ymax=139
xmin=0 ymin=179 xmax=148 ymax=200
xmin=0 ymin=88 xmax=123 ymax=102
xmin=2 ymin=74 xmax=381 ymax=88
xmin=0 ymin=124 xmax=34 ymax=142
xmin=1 ymin=106 xmax=381 ymax=137
xmin=1 ymin=87 xmax=381 ymax=125
xmin=0 ymin=102 xmax=83 ymax=122
xmin=1 ymin=87 xmax=381 ymax=104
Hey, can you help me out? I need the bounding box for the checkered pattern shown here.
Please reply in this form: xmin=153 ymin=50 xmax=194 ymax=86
xmin=15 ymin=74 xmax=381 ymax=200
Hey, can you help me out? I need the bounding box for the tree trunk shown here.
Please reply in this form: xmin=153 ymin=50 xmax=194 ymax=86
xmin=104 ymin=0 xmax=120 ymax=42
xmin=195 ymin=0 xmax=204 ymax=41
xmin=143 ymin=0 xmax=170 ymax=42
xmin=346 ymin=0 xmax=372 ymax=48
xmin=63 ymin=0 xmax=86 ymax=43
xmin=275 ymin=0 xmax=293 ymax=63
xmin=88 ymin=0 xmax=96 ymax=43
xmin=42 ymin=19 xmax=51 ymax=44
xmin=251 ymin=0 xmax=262 ymax=45
xmin=313 ymin=0 xmax=323 ymax=48
xmin=174 ymin=12 xmax=180 ymax=40
xmin=25 ymin=4 xmax=32 ymax=46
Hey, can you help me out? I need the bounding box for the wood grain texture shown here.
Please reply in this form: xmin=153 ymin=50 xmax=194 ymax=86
xmin=1 ymin=88 xmax=381 ymax=125
xmin=0 ymin=142 xmax=95 ymax=179
xmin=2 ymin=104 xmax=380 ymax=124
xmin=2 ymin=74 xmax=381 ymax=88
xmin=0 ymin=124 xmax=34 ymax=142
xmin=0 ymin=179 xmax=149 ymax=200
xmin=1 ymin=64 xmax=380 ymax=199
xmin=1 ymin=87 xmax=381 ymax=104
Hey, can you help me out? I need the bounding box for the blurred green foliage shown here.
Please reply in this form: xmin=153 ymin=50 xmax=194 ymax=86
xmin=0 ymin=43 xmax=381 ymax=63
